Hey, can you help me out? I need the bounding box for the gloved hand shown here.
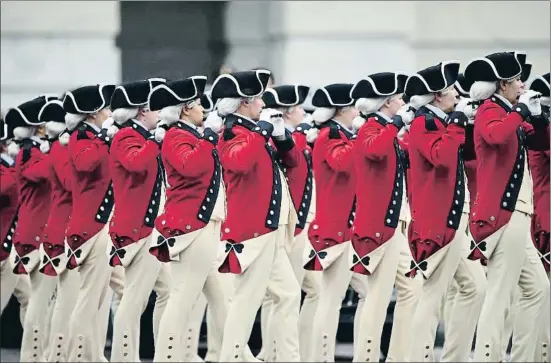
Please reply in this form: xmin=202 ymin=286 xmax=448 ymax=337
xmin=518 ymin=90 xmax=542 ymax=116
xmin=203 ymin=112 xmax=224 ymax=134
xmin=301 ymin=113 xmax=314 ymax=126
xmin=260 ymin=108 xmax=285 ymax=137
xmin=396 ymin=105 xmax=415 ymax=126
xmin=101 ymin=117 xmax=115 ymax=129
xmin=202 ymin=127 xmax=219 ymax=146
xmin=455 ymin=97 xmax=477 ymax=120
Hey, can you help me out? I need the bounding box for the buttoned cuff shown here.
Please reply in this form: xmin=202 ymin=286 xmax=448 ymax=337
xmin=253 ymin=121 xmax=274 ymax=141
xmin=273 ymin=133 xmax=295 ymax=152
xmin=513 ymin=103 xmax=531 ymax=121
xmin=295 ymin=123 xmax=312 ymax=135
xmin=447 ymin=111 xmax=468 ymax=128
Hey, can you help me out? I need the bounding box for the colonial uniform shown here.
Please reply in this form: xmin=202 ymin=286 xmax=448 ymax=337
xmin=5 ymin=96 xmax=58 ymax=362
xmin=348 ymin=72 xmax=419 ymax=363
xmin=386 ymin=124 xmax=422 ymax=363
xmin=304 ymin=83 xmax=368 ymax=362
xmin=527 ymin=74 xmax=550 ymax=363
xmin=259 ymin=85 xmax=321 ymax=361
xmin=106 ymin=79 xmax=171 ymax=362
xmin=464 ymin=52 xmax=549 ymax=362
xmin=213 ymin=70 xmax=302 ymax=362
xmin=0 ymin=120 xmax=30 ymax=326
xmin=403 ymin=61 xmax=480 ymax=361
xmin=61 ymin=84 xmax=121 ymax=362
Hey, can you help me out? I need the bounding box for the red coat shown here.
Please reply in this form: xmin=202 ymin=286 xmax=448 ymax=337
xmin=0 ymin=158 xmax=18 ymax=262
xmin=469 ymin=97 xmax=533 ymax=260
xmin=151 ymin=122 xmax=221 ymax=262
xmin=13 ymin=139 xmax=51 ymax=274
xmin=217 ymin=114 xmax=301 ymax=273
xmin=40 ymin=140 xmax=73 ymax=276
xmin=407 ymin=107 xmax=466 ymax=276
xmin=287 ymin=123 xmax=314 ymax=236
xmin=108 ymin=121 xmax=163 ymax=266
xmin=306 ymin=120 xmax=357 ymax=271
xmin=352 ymin=115 xmax=405 ymax=274
xmin=66 ymin=122 xmax=114 ymax=269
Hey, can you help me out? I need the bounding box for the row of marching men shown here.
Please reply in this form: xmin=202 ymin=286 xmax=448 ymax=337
xmin=0 ymin=49 xmax=549 ymax=363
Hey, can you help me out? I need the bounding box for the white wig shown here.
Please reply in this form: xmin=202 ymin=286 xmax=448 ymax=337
xmin=112 ymin=107 xmax=140 ymax=125
xmin=157 ymin=104 xmax=185 ymax=126
xmin=469 ymin=81 xmax=498 ymax=102
xmin=65 ymin=113 xmax=86 ymax=131
xmin=312 ymin=107 xmax=336 ymax=124
xmin=217 ymin=98 xmax=242 ymax=117
xmin=7 ymin=126 xmax=37 ymax=157
xmin=355 ymin=97 xmax=390 ymax=115
xmin=409 ymin=94 xmax=436 ymax=110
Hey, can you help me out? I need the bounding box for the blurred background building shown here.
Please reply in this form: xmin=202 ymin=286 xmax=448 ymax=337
xmin=2 ymin=1 xmax=550 ymax=109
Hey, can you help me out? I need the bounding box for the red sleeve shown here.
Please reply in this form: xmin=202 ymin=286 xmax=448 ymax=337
xmin=52 ymin=147 xmax=73 ymax=192
xmin=219 ymin=131 xmax=267 ymax=174
xmin=113 ymin=131 xmax=159 ymax=173
xmin=357 ymin=122 xmax=398 ymax=161
xmin=0 ymin=170 xmax=16 ymax=196
xmin=477 ymin=104 xmax=524 ymax=145
xmin=323 ymin=133 xmax=356 ymax=172
xmin=410 ymin=118 xmax=465 ymax=168
xmin=20 ymin=149 xmax=51 ymax=182
xmin=163 ymin=132 xmax=214 ymax=178
xmin=69 ymin=132 xmax=109 ymax=172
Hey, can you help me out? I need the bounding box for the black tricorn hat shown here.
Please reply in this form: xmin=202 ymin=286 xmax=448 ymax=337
xmin=454 ymin=73 xmax=474 ymax=98
xmin=148 ymin=76 xmax=207 ymax=111
xmin=404 ymin=61 xmax=461 ymax=96
xmin=464 ymin=52 xmax=523 ymax=83
xmin=312 ymin=83 xmax=355 ymax=108
xmin=210 ymin=69 xmax=271 ymax=100
xmin=38 ymin=99 xmax=66 ymax=123
xmin=510 ymin=51 xmax=532 ymax=83
xmin=263 ymin=85 xmax=310 ymax=108
xmin=63 ymin=84 xmax=116 ymax=114
xmin=201 ymin=92 xmax=214 ymax=112
xmin=5 ymin=95 xmax=55 ymax=129
xmin=530 ymin=73 xmax=550 ymax=97
xmin=351 ymin=72 xmax=408 ymax=99
xmin=110 ymin=78 xmax=166 ymax=111
xmin=0 ymin=118 xmax=13 ymax=142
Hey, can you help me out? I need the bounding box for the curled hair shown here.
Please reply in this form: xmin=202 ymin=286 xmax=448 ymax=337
xmin=470 ymin=81 xmax=498 ymax=101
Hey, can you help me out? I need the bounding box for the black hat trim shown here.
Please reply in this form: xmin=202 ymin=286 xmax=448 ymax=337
xmin=264 ymin=85 xmax=309 ymax=107
xmin=211 ymin=69 xmax=271 ymax=98
xmin=454 ymin=80 xmax=469 ymax=98
xmin=38 ymin=100 xmax=65 ymax=123
xmin=148 ymin=76 xmax=207 ymax=108
xmin=64 ymin=84 xmax=112 ymax=114
xmin=530 ymin=74 xmax=550 ymax=97
xmin=201 ymin=92 xmax=214 ymax=112
xmin=148 ymin=78 xmax=167 ymax=90
xmin=521 ymin=61 xmax=532 ymax=83
xmin=114 ymin=85 xmax=149 ymax=108
xmin=405 ymin=60 xmax=461 ymax=94
xmin=350 ymin=73 xmax=408 ymax=98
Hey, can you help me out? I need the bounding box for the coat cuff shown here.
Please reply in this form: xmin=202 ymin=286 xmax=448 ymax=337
xmin=447 ymin=111 xmax=468 ymax=128
xmin=273 ymin=131 xmax=296 ymax=152
xmin=95 ymin=128 xmax=112 ymax=146
xmin=512 ymin=103 xmax=531 ymax=121
xmin=295 ymin=123 xmax=312 ymax=135
xmin=253 ymin=121 xmax=274 ymax=141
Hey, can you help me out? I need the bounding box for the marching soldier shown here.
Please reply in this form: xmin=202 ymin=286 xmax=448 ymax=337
xmin=5 ymin=95 xmax=58 ymax=362
xmin=260 ymin=85 xmax=322 ymax=361
xmin=527 ymin=72 xmax=550 ymax=362
xmin=211 ymin=69 xmax=302 ymax=362
xmin=465 ymin=51 xmax=549 ymax=361
xmin=35 ymin=98 xmax=80 ymax=362
xmin=348 ymin=72 xmax=421 ymax=362
xmin=106 ymin=78 xmax=171 ymax=362
xmin=61 ymin=84 xmax=119 ymax=362
xmin=402 ymin=61 xmax=485 ymax=361
xmin=303 ymin=83 xmax=368 ymax=362
xmin=148 ymin=76 xmax=256 ymax=362
xmin=386 ymin=95 xmax=422 ymax=363
xmin=0 ymin=118 xmax=30 ymax=327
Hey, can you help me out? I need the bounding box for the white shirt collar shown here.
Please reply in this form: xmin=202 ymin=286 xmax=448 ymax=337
xmin=180 ymin=119 xmax=199 ymax=130
xmin=1 ymin=153 xmax=14 ymax=166
xmin=493 ymin=93 xmax=513 ymax=109
xmin=233 ymin=112 xmax=257 ymax=124
xmin=84 ymin=121 xmax=101 ymax=132
xmin=375 ymin=111 xmax=393 ymax=124
xmin=425 ymin=104 xmax=448 ymax=120
xmin=332 ymin=119 xmax=354 ymax=134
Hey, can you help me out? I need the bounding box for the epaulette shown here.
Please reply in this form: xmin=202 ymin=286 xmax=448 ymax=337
xmin=328 ymin=122 xmax=341 ymax=139
xmin=76 ymin=123 xmax=90 ymax=140
xmin=222 ymin=118 xmax=236 ymax=141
